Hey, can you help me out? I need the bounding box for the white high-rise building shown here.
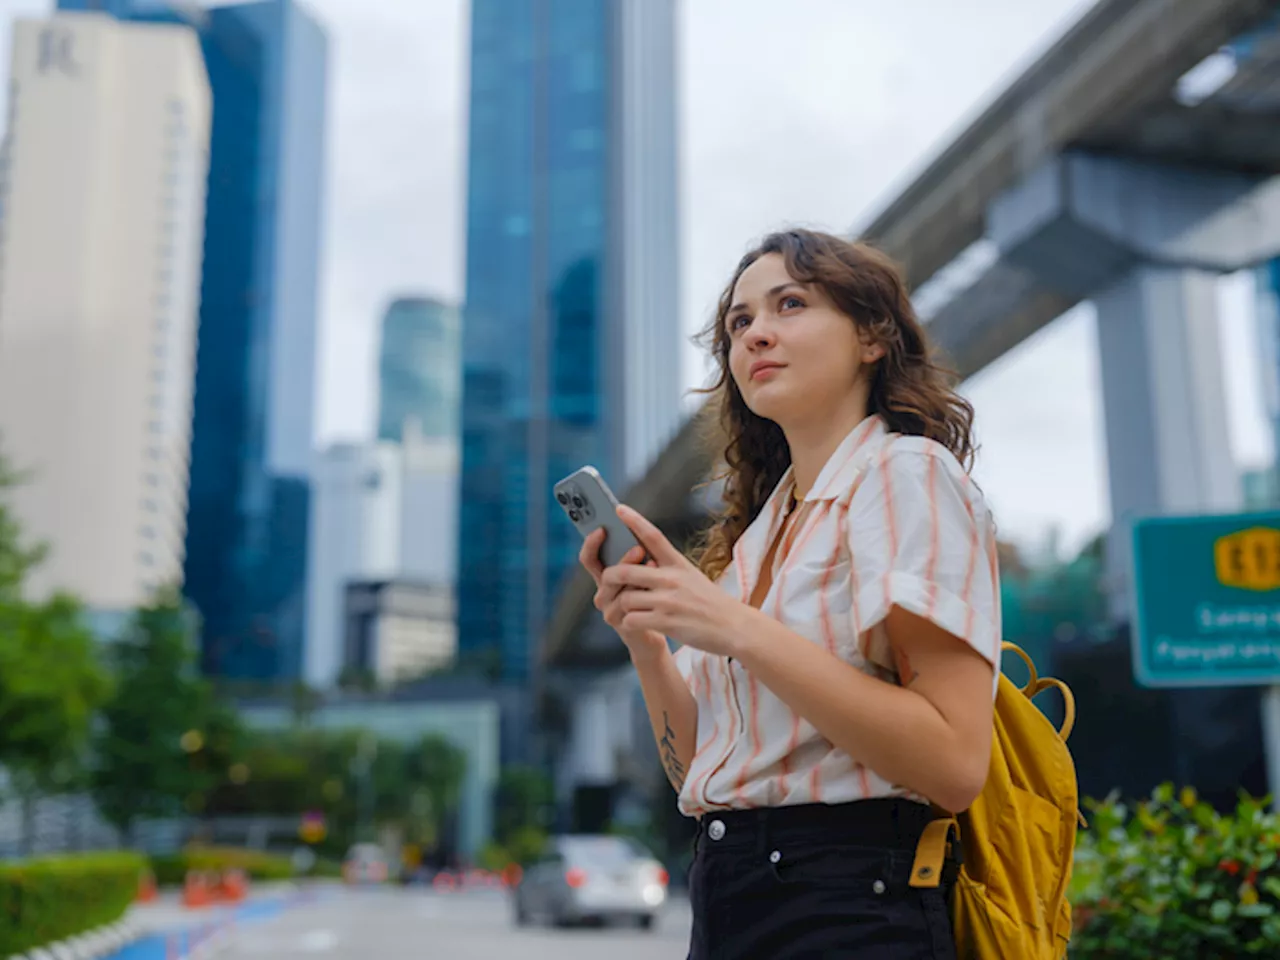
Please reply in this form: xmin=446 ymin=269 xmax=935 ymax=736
xmin=304 ymin=427 xmax=459 ymax=688
xmin=0 ymin=13 xmax=211 ymax=614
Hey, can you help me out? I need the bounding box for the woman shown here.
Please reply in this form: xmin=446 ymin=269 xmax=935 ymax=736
xmin=578 ymin=228 xmax=1000 ymax=959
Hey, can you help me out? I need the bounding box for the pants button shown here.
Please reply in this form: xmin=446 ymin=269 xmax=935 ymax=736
xmin=873 ymin=879 xmax=886 ymax=895
xmin=708 ymin=819 xmax=726 ymax=841
xmin=768 ymin=850 xmax=781 ymax=864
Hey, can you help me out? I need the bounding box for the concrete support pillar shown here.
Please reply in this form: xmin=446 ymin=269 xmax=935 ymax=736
xmin=1095 ymin=266 xmax=1242 ymax=617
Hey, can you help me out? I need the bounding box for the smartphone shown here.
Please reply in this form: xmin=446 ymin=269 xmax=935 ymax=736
xmin=554 ymin=466 xmax=643 ymax=568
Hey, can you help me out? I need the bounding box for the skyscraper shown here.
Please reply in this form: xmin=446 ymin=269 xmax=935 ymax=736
xmin=458 ymin=0 xmax=681 ymax=682
xmin=0 ymin=13 xmax=210 ymax=617
xmin=376 ymin=297 xmax=461 ymax=444
xmin=57 ymin=0 xmax=330 ymax=681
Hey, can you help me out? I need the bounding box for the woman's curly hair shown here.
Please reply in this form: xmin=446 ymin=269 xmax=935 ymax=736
xmin=689 ymin=228 xmax=976 ymax=582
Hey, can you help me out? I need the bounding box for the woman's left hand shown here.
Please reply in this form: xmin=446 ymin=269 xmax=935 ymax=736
xmin=601 ymin=504 xmax=750 ymax=657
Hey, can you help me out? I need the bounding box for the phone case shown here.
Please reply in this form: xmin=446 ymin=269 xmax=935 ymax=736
xmin=553 ymin=466 xmax=642 ymax=567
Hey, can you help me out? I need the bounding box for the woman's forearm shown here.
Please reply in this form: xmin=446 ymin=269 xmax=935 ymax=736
xmin=630 ymin=644 xmax=698 ymax=795
xmin=730 ymin=608 xmax=987 ymax=812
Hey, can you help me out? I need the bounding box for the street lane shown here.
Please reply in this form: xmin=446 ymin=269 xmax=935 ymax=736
xmin=221 ymin=885 xmax=692 ymax=960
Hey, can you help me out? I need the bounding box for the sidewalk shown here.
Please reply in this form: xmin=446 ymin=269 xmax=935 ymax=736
xmin=105 ymin=882 xmax=332 ymax=960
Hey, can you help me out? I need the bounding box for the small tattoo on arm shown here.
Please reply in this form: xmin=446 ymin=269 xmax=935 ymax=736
xmin=659 ymin=711 xmax=686 ymax=791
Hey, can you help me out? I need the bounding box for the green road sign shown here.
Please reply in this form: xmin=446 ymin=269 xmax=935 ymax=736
xmin=1131 ymin=511 xmax=1280 ymax=688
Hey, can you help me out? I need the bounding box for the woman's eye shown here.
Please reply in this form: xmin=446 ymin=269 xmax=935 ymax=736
xmin=729 ymin=314 xmax=750 ymax=331
xmin=781 ymin=295 xmax=804 ymax=311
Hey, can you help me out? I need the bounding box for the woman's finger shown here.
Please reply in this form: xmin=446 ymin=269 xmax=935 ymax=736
xmin=616 ymin=505 xmax=685 ymax=567
xmin=579 ymin=527 xmax=606 ymax=581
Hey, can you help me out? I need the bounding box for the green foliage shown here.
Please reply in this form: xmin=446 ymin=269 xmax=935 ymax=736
xmin=89 ymin=590 xmax=244 ymax=835
xmin=0 ymin=851 xmax=146 ymax=956
xmin=204 ymin=729 xmax=468 ymax=856
xmin=0 ymin=446 xmax=112 ymax=798
xmin=478 ymin=827 xmax=548 ymax=871
xmin=149 ymin=845 xmax=295 ymax=887
xmin=0 ymin=446 xmax=46 ymax=600
xmin=0 ymin=594 xmax=113 ymax=794
xmin=477 ymin=766 xmax=555 ymax=871
xmin=494 ymin=765 xmax=554 ymax=845
xmin=1071 ymin=783 xmax=1280 ymax=958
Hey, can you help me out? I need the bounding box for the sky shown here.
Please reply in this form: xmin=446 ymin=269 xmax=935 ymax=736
xmin=0 ymin=0 xmax=1273 ymax=560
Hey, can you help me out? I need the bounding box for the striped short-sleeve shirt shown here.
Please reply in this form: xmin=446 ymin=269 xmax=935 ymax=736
xmin=673 ymin=414 xmax=1001 ymax=818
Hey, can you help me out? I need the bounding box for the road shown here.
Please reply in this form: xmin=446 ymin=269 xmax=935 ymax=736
xmin=220 ymin=886 xmax=692 ymax=960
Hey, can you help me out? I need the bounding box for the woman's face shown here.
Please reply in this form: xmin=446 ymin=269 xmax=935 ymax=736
xmin=725 ymin=253 xmax=882 ymax=429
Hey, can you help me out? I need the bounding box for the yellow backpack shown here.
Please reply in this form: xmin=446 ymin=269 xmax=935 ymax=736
xmin=910 ymin=642 xmax=1082 ymax=959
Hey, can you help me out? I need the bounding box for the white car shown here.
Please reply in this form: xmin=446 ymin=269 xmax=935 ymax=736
xmin=512 ymin=835 xmax=668 ymax=930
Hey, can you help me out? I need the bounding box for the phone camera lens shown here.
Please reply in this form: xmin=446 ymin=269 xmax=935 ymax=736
xmin=572 ymin=496 xmax=584 ymax=508
xmin=556 ymin=492 xmax=569 ymax=505
xmin=569 ymin=509 xmax=581 ymax=522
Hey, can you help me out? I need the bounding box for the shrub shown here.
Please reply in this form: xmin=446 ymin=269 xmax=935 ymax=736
xmin=0 ymin=851 xmax=146 ymax=956
xmin=150 ymin=845 xmax=294 ymax=886
xmin=1071 ymin=783 xmax=1280 ymax=958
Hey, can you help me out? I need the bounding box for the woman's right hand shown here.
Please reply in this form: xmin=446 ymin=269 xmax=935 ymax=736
xmin=579 ymin=528 xmax=668 ymax=661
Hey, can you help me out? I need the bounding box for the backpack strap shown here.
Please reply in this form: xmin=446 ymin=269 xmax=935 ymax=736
xmin=909 ymin=815 xmax=958 ymax=889
xmin=1029 ymin=676 xmax=1076 ymax=742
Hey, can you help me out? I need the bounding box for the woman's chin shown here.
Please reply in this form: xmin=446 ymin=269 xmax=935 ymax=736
xmin=743 ymin=391 xmax=795 ymax=427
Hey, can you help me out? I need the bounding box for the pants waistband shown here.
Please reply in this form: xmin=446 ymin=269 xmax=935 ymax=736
xmin=695 ymin=798 xmax=936 ymax=853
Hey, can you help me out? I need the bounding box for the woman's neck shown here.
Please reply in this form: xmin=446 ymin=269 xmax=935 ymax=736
xmin=785 ymin=405 xmax=871 ymax=499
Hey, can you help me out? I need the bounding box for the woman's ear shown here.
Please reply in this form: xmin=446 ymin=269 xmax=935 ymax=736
xmin=862 ymin=341 xmax=886 ymax=364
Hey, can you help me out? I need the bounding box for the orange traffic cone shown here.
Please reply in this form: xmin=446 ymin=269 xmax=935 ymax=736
xmin=137 ymin=869 xmax=158 ymax=903
xmin=220 ymin=868 xmax=249 ymax=903
xmin=181 ymin=870 xmax=210 ymax=908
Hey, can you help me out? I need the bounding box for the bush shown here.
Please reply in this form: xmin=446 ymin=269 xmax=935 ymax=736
xmin=1071 ymin=783 xmax=1280 ymax=958
xmin=0 ymin=851 xmax=146 ymax=956
xmin=150 ymin=845 xmax=294 ymax=886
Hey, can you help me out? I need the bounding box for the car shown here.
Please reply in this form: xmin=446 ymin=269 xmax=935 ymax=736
xmin=512 ymin=834 xmax=668 ymax=930
xmin=343 ymin=842 xmax=390 ymax=885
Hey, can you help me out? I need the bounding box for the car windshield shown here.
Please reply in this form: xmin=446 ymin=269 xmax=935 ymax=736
xmin=558 ymin=836 xmax=648 ymax=867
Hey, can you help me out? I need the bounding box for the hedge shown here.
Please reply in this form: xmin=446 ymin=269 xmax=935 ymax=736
xmin=149 ymin=845 xmax=294 ymax=887
xmin=1071 ymin=784 xmax=1280 ymax=958
xmin=0 ymin=851 xmax=146 ymax=957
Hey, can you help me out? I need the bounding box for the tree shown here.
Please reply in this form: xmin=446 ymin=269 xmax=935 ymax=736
xmin=0 ymin=444 xmax=112 ymax=849
xmin=494 ymin=765 xmax=555 ymax=845
xmin=89 ymin=589 xmax=243 ymax=839
xmin=0 ymin=447 xmax=46 ymax=601
xmin=401 ymin=734 xmax=466 ymax=848
xmin=0 ymin=594 xmax=114 ymax=853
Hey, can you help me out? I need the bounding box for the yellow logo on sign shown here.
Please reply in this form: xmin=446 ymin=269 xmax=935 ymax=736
xmin=1214 ymin=527 xmax=1280 ymax=591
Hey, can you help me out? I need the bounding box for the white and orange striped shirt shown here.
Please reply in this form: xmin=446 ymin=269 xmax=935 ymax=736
xmin=673 ymin=414 xmax=1001 ymax=818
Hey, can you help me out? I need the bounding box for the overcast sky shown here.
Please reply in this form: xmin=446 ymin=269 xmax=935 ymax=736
xmin=0 ymin=0 xmax=1273 ymax=559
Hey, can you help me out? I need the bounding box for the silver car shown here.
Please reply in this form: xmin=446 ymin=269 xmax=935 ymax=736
xmin=512 ymin=834 xmax=669 ymax=930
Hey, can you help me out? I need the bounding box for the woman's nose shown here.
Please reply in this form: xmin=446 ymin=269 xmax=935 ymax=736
xmin=748 ymin=319 xmax=776 ymax=347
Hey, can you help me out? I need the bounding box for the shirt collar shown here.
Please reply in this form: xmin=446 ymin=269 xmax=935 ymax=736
xmin=780 ymin=413 xmax=888 ymax=504
xmin=728 ymin=414 xmax=888 ymax=601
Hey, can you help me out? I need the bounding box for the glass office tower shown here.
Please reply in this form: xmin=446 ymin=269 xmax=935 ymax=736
xmin=458 ymin=0 xmax=681 ymax=683
xmin=376 ymin=297 xmax=461 ymax=443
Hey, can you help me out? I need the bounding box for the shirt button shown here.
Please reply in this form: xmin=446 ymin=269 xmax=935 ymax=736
xmin=873 ymin=880 xmax=886 ymax=895
xmin=708 ymin=819 xmax=726 ymax=841
xmin=769 ymin=850 xmax=781 ymax=864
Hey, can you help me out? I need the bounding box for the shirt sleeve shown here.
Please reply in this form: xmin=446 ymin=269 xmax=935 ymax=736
xmin=673 ymin=644 xmax=699 ymax=694
xmin=845 ymin=440 xmax=1001 ymax=671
